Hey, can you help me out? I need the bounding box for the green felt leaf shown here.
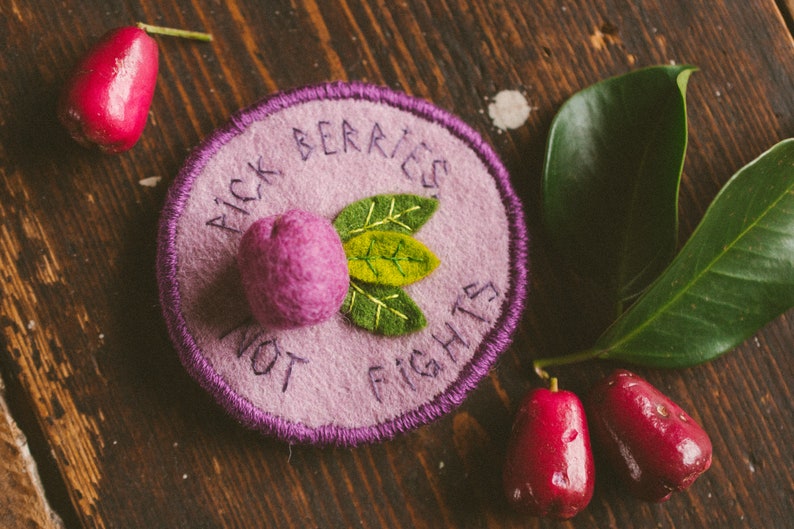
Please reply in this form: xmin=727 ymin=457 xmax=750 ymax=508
xmin=542 ymin=64 xmax=697 ymax=309
xmin=333 ymin=194 xmax=439 ymax=241
xmin=344 ymin=231 xmax=440 ymax=287
xmin=342 ymin=281 xmax=427 ymax=336
xmin=591 ymin=139 xmax=794 ymax=367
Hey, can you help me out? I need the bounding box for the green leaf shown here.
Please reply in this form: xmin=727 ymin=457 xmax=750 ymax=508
xmin=592 ymin=139 xmax=794 ymax=367
xmin=333 ymin=194 xmax=439 ymax=241
xmin=542 ymin=64 xmax=697 ymax=308
xmin=344 ymin=230 xmax=440 ymax=287
xmin=342 ymin=281 xmax=427 ymax=335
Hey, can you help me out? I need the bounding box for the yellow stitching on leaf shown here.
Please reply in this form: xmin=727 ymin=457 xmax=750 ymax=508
xmin=348 ymin=197 xmax=422 ymax=236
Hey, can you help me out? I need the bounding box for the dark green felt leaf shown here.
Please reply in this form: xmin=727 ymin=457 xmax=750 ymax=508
xmin=592 ymin=139 xmax=794 ymax=367
xmin=333 ymin=194 xmax=439 ymax=241
xmin=542 ymin=64 xmax=697 ymax=308
xmin=344 ymin=231 xmax=440 ymax=287
xmin=342 ymin=281 xmax=427 ymax=336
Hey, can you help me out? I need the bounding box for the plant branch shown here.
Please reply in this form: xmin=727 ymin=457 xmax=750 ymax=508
xmin=136 ymin=22 xmax=213 ymax=42
xmin=532 ymin=348 xmax=607 ymax=380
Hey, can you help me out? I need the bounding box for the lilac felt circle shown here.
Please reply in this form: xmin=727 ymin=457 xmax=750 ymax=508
xmin=156 ymin=81 xmax=528 ymax=446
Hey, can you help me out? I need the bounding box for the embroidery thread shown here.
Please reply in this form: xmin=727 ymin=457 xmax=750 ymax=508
xmin=334 ymin=194 xmax=440 ymax=335
xmin=344 ymin=231 xmax=439 ymax=287
xmin=333 ymin=194 xmax=438 ymax=241
xmin=342 ymin=280 xmax=427 ymax=336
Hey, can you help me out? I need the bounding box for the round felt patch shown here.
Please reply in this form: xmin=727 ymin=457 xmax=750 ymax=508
xmin=157 ymin=82 xmax=528 ymax=446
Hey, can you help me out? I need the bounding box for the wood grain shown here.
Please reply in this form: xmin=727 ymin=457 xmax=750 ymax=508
xmin=1 ymin=1 xmax=792 ymax=528
xmin=0 ymin=374 xmax=64 ymax=529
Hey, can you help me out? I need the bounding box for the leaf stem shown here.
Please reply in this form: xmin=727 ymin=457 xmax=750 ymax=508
xmin=136 ymin=22 xmax=213 ymax=42
xmin=532 ymin=348 xmax=607 ymax=380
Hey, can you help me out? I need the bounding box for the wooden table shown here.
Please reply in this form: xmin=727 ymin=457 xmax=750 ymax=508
xmin=2 ymin=1 xmax=792 ymax=527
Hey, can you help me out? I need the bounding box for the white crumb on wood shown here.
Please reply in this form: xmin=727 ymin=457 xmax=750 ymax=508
xmin=139 ymin=176 xmax=162 ymax=187
xmin=488 ymin=90 xmax=532 ymax=130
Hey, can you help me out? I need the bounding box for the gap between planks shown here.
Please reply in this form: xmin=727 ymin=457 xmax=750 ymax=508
xmin=0 ymin=373 xmax=65 ymax=529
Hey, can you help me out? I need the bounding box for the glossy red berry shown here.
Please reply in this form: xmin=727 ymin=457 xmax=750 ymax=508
xmin=58 ymin=26 xmax=159 ymax=153
xmin=503 ymin=379 xmax=595 ymax=519
xmin=586 ymin=369 xmax=713 ymax=502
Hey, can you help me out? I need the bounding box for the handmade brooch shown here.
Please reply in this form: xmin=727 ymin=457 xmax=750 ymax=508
xmin=157 ymin=82 xmax=528 ymax=446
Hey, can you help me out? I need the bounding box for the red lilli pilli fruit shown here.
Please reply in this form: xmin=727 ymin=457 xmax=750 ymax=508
xmin=586 ymin=369 xmax=713 ymax=502
xmin=503 ymin=379 xmax=595 ymax=519
xmin=58 ymin=26 xmax=159 ymax=153
xmin=237 ymin=209 xmax=350 ymax=329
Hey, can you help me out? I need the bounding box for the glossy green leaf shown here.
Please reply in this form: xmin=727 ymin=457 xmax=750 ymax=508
xmin=592 ymin=139 xmax=794 ymax=367
xmin=542 ymin=65 xmax=697 ymax=308
xmin=333 ymin=194 xmax=439 ymax=242
xmin=342 ymin=281 xmax=427 ymax=336
xmin=344 ymin=230 xmax=440 ymax=287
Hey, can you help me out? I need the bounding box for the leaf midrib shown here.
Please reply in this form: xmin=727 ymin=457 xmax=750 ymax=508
xmin=602 ymin=178 xmax=794 ymax=357
xmin=615 ymin=87 xmax=681 ymax=301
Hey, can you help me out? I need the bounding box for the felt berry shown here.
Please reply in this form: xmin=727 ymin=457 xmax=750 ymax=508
xmin=586 ymin=369 xmax=712 ymax=502
xmin=237 ymin=209 xmax=350 ymax=329
xmin=503 ymin=378 xmax=595 ymax=519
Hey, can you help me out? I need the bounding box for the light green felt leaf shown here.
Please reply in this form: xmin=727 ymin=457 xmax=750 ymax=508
xmin=590 ymin=139 xmax=794 ymax=367
xmin=333 ymin=194 xmax=439 ymax=242
xmin=342 ymin=281 xmax=427 ymax=336
xmin=344 ymin=230 xmax=440 ymax=287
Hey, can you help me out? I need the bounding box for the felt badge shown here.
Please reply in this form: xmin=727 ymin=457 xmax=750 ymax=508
xmin=157 ymin=82 xmax=528 ymax=446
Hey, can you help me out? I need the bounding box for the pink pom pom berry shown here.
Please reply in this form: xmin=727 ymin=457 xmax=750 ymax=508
xmin=237 ymin=209 xmax=349 ymax=329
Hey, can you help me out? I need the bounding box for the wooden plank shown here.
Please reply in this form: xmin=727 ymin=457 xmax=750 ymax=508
xmin=784 ymin=0 xmax=794 ymax=24
xmin=0 ymin=374 xmax=64 ymax=529
xmin=0 ymin=0 xmax=792 ymax=528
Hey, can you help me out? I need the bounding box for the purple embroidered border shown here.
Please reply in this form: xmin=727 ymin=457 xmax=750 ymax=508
xmin=156 ymin=81 xmax=529 ymax=446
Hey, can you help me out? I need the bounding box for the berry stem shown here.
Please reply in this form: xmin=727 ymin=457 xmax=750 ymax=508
xmin=549 ymin=377 xmax=559 ymax=392
xmin=532 ymin=348 xmax=606 ymax=380
xmin=136 ymin=22 xmax=213 ymax=42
